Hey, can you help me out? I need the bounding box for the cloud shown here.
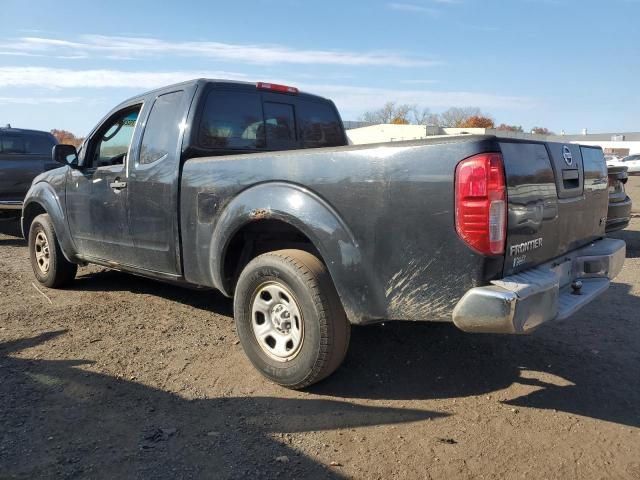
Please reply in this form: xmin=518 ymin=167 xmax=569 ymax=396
xmin=0 ymin=96 xmax=82 ymax=105
xmin=0 ymin=35 xmax=438 ymax=68
xmin=387 ymin=3 xmax=440 ymax=14
xmin=0 ymin=51 xmax=43 ymax=57
xmin=0 ymin=67 xmax=250 ymax=89
xmin=400 ymin=79 xmax=439 ymax=85
xmin=387 ymin=0 xmax=461 ymax=15
xmin=0 ymin=67 xmax=535 ymax=119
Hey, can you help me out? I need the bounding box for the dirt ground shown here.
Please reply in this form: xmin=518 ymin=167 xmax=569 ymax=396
xmin=1 ymin=213 xmax=639 ymax=480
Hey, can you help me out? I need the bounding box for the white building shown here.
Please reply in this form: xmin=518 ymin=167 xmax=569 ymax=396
xmin=346 ymin=124 xmax=640 ymax=156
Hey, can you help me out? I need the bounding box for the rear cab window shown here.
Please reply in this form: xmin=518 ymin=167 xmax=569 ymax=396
xmin=296 ymin=99 xmax=345 ymax=148
xmin=199 ymin=91 xmax=264 ymax=150
xmin=197 ymin=85 xmax=345 ymax=154
xmin=263 ymin=102 xmax=296 ymax=150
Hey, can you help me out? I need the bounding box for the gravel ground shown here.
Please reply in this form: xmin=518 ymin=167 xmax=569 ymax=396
xmin=1 ymin=216 xmax=639 ymax=479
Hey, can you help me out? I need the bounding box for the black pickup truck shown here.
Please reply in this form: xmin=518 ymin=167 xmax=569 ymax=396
xmin=22 ymin=79 xmax=626 ymax=388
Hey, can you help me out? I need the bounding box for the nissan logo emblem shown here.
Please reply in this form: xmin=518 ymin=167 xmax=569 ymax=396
xmin=562 ymin=145 xmax=573 ymax=166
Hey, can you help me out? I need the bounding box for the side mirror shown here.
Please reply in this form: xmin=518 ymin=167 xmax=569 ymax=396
xmin=52 ymin=144 xmax=78 ymax=167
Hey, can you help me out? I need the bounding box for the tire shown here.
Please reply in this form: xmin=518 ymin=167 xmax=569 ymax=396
xmin=233 ymin=249 xmax=350 ymax=389
xmin=28 ymin=214 xmax=77 ymax=288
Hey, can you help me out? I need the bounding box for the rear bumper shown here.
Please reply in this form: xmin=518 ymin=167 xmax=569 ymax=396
xmin=606 ymin=195 xmax=632 ymax=233
xmin=452 ymin=238 xmax=626 ymax=334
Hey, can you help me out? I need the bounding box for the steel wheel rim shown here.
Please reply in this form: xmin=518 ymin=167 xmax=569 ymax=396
xmin=34 ymin=231 xmax=50 ymax=274
xmin=250 ymin=281 xmax=304 ymax=362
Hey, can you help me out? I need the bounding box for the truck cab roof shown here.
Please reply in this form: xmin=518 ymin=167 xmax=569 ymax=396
xmin=0 ymin=125 xmax=56 ymax=139
xmin=88 ymin=78 xmax=347 ymax=157
xmin=115 ymin=78 xmax=332 ymax=110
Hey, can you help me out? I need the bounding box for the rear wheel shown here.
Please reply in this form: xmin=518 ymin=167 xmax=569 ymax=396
xmin=233 ymin=249 xmax=350 ymax=389
xmin=28 ymin=214 xmax=77 ymax=288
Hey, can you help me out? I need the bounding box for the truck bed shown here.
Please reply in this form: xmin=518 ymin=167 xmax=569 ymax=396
xmin=180 ymin=134 xmax=610 ymax=325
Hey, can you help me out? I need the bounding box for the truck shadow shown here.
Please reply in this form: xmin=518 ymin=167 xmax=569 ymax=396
xmin=314 ymin=281 xmax=640 ymax=429
xmin=0 ymin=331 xmax=443 ymax=479
xmin=73 ymin=269 xmax=234 ymax=316
xmin=608 ymin=228 xmax=640 ymax=258
xmin=66 ymin=267 xmax=640 ymax=430
xmin=312 ymin=284 xmax=640 ymax=427
xmin=0 ymin=216 xmax=25 ymax=245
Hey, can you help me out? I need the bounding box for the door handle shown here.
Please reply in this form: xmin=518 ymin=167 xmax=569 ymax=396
xmin=109 ymin=178 xmax=127 ymax=190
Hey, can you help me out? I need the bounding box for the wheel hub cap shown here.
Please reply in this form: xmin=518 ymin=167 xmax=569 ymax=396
xmin=34 ymin=231 xmax=50 ymax=274
xmin=251 ymin=282 xmax=304 ymax=362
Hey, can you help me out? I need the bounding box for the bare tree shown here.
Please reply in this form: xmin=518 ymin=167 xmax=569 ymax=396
xmin=438 ymin=107 xmax=482 ymax=127
xmin=410 ymin=106 xmax=440 ymax=126
xmin=531 ymin=127 xmax=554 ymax=135
xmin=361 ymin=102 xmax=414 ymax=124
xmin=360 ymin=104 xmax=492 ymax=128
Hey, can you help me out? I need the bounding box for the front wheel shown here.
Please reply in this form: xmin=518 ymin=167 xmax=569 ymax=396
xmin=233 ymin=249 xmax=350 ymax=389
xmin=28 ymin=214 xmax=77 ymax=288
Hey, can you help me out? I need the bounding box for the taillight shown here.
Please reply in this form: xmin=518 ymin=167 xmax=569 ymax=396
xmin=455 ymin=153 xmax=507 ymax=255
xmin=256 ymin=82 xmax=299 ymax=94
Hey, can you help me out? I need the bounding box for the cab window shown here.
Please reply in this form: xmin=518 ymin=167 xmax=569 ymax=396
xmin=0 ymin=134 xmax=56 ymax=155
xmin=91 ymin=107 xmax=141 ymax=167
xmin=139 ymin=91 xmax=184 ymax=165
xmin=26 ymin=134 xmax=56 ymax=155
xmin=197 ymin=88 xmax=346 ymax=153
xmin=199 ymin=91 xmax=264 ymax=150
xmin=296 ymin=100 xmax=344 ymax=148
xmin=263 ymin=102 xmax=296 ymax=150
xmin=0 ymin=135 xmax=26 ymax=154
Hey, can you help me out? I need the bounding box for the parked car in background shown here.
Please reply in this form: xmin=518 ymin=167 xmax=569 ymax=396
xmin=0 ymin=125 xmax=58 ymax=216
xmin=606 ymin=165 xmax=632 ymax=233
xmin=605 ymin=154 xmax=623 ymax=165
xmin=620 ymin=154 xmax=640 ymax=174
xmin=607 ymin=154 xmax=640 ymax=174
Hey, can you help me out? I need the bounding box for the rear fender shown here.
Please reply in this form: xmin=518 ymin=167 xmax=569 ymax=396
xmin=211 ymin=182 xmax=383 ymax=324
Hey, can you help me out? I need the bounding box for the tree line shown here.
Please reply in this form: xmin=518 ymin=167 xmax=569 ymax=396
xmin=50 ymin=129 xmax=84 ymax=147
xmin=360 ymin=102 xmax=553 ymax=135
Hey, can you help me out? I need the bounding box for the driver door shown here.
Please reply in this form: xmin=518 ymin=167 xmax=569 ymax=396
xmin=66 ymin=104 xmax=142 ymax=265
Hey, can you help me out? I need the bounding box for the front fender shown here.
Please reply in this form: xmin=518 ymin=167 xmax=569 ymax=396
xmin=210 ymin=182 xmax=384 ymax=324
xmin=22 ymin=178 xmax=77 ymax=262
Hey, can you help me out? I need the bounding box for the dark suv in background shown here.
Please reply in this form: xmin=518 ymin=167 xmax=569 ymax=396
xmin=606 ymin=165 xmax=632 ymax=232
xmin=0 ymin=125 xmax=58 ymax=216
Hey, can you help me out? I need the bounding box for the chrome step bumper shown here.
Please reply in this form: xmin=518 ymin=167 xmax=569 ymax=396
xmin=452 ymin=238 xmax=626 ymax=334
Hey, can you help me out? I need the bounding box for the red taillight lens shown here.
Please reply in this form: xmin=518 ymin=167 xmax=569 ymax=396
xmin=455 ymin=153 xmax=507 ymax=255
xmin=256 ymin=82 xmax=299 ymax=94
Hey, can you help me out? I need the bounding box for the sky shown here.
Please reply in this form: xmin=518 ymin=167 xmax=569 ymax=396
xmin=0 ymin=0 xmax=638 ymax=136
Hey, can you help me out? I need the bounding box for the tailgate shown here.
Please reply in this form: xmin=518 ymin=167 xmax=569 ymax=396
xmin=499 ymin=140 xmax=609 ymax=276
